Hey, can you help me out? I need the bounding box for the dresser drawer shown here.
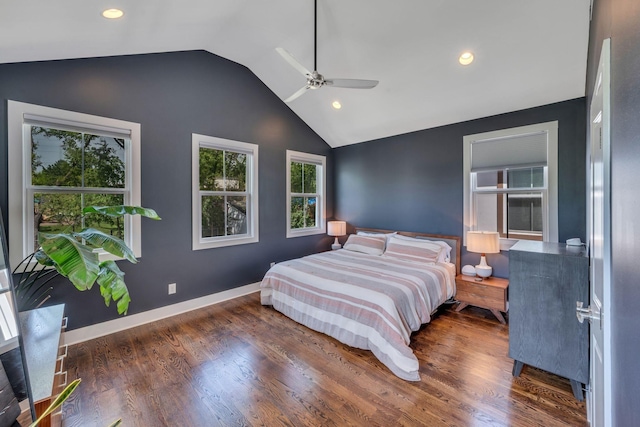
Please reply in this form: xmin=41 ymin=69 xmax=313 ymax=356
xmin=0 ymin=371 xmax=8 ymax=392
xmin=0 ymin=382 xmax=15 ymax=412
xmin=0 ymin=396 xmax=20 ymax=426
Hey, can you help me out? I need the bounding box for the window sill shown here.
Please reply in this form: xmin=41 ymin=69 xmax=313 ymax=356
xmin=286 ymin=228 xmax=325 ymax=239
xmin=499 ymin=238 xmax=519 ymax=251
xmin=193 ymin=235 xmax=258 ymax=251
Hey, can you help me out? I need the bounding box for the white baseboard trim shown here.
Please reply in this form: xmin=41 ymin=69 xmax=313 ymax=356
xmin=63 ymin=282 xmax=261 ymax=346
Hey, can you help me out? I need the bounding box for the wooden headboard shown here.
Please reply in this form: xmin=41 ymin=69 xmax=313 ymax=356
xmin=354 ymin=227 xmax=461 ymax=275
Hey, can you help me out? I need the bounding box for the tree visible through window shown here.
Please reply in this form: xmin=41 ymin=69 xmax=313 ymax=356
xmin=286 ymin=150 xmax=326 ymax=238
xmin=31 ymin=126 xmax=127 ymax=251
xmin=199 ymin=147 xmax=248 ymax=238
xmin=192 ymin=134 xmax=258 ymax=250
xmin=290 ymin=161 xmax=318 ymax=229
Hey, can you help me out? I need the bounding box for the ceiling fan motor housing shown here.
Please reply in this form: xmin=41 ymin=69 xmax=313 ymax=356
xmin=308 ymin=71 xmax=325 ymax=89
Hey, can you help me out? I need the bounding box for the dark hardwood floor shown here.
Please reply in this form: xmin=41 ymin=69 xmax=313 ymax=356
xmin=61 ymin=292 xmax=587 ymax=426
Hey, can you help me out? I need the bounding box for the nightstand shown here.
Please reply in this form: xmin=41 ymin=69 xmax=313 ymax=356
xmin=454 ymin=275 xmax=509 ymax=324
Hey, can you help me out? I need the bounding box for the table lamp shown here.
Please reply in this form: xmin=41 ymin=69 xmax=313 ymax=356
xmin=467 ymin=231 xmax=500 ymax=279
xmin=327 ymin=221 xmax=346 ymax=250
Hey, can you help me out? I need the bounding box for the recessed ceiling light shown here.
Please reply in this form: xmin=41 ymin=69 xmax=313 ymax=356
xmin=332 ymin=101 xmax=342 ymax=110
xmin=459 ymin=51 xmax=474 ymax=66
xmin=102 ymin=8 xmax=124 ymax=19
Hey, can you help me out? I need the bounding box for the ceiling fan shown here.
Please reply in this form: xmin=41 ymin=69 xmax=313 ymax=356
xmin=276 ymin=0 xmax=379 ymax=103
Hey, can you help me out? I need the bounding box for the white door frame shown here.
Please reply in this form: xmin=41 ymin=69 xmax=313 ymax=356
xmin=587 ymin=37 xmax=612 ymax=427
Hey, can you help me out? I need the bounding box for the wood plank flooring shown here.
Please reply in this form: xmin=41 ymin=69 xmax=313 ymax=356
xmin=61 ymin=292 xmax=587 ymax=426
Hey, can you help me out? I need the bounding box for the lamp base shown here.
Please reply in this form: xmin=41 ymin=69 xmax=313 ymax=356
xmin=331 ymin=237 xmax=341 ymax=250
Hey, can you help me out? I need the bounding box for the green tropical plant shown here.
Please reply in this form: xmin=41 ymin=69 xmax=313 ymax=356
xmin=14 ymin=205 xmax=160 ymax=315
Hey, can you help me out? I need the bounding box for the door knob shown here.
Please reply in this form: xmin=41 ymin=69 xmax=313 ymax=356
xmin=576 ymin=301 xmax=600 ymax=324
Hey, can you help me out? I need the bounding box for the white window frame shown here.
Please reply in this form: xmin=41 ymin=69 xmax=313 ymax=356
xmin=463 ymin=121 xmax=558 ymax=250
xmin=192 ymin=134 xmax=259 ymax=250
xmin=7 ymin=100 xmax=141 ymax=269
xmin=286 ymin=150 xmax=326 ymax=238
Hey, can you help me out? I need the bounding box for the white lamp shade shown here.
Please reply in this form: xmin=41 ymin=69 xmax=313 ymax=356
xmin=467 ymin=231 xmax=500 ymax=254
xmin=327 ymin=221 xmax=346 ymax=237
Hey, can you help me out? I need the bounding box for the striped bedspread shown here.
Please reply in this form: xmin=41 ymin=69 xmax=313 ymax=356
xmin=260 ymin=249 xmax=456 ymax=381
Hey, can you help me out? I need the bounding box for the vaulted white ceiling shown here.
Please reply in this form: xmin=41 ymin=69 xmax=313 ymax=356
xmin=0 ymin=0 xmax=591 ymax=147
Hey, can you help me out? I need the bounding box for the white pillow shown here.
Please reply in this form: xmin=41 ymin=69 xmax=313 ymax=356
xmin=343 ymin=234 xmax=386 ymax=256
xmin=393 ymin=234 xmax=452 ymax=263
xmin=420 ymin=239 xmax=452 ymax=263
xmin=383 ymin=235 xmax=443 ymax=264
xmin=356 ymin=231 xmax=397 ymax=250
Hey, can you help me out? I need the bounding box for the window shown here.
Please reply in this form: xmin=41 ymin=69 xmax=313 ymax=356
xmin=192 ymin=134 xmax=258 ymax=250
xmin=463 ymin=121 xmax=558 ymax=249
xmin=286 ymin=150 xmax=326 ymax=238
xmin=7 ymin=101 xmax=141 ymax=268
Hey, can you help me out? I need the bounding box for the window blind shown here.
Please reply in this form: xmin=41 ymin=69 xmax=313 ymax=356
xmin=23 ymin=113 xmax=132 ymax=138
xmin=470 ymin=130 xmax=548 ymax=172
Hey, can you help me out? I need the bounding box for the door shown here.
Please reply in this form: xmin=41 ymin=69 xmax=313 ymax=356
xmin=587 ymin=38 xmax=611 ymax=427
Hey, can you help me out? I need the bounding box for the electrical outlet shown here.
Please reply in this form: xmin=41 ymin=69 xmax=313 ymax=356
xmin=270 ymin=262 xmax=275 ymax=268
xmin=168 ymin=283 xmax=177 ymax=295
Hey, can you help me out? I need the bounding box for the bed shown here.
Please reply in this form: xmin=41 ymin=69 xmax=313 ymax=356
xmin=260 ymin=228 xmax=460 ymax=381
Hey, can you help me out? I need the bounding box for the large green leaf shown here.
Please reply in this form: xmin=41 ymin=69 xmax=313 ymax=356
xmin=83 ymin=205 xmax=161 ymax=220
xmin=40 ymin=234 xmax=99 ymax=291
xmin=75 ymin=228 xmax=137 ymax=264
xmin=97 ymin=260 xmax=131 ymax=315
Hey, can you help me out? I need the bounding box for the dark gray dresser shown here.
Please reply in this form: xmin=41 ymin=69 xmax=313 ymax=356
xmin=508 ymin=241 xmax=589 ymax=401
xmin=0 ymin=360 xmax=20 ymax=427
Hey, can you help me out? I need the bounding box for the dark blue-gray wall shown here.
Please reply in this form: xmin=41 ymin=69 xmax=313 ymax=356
xmin=588 ymin=0 xmax=640 ymax=424
xmin=0 ymin=50 xmax=333 ymax=329
xmin=333 ymin=98 xmax=587 ymax=278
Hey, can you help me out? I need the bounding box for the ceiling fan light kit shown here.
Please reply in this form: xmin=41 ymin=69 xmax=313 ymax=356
xmin=276 ymin=0 xmax=379 ymax=103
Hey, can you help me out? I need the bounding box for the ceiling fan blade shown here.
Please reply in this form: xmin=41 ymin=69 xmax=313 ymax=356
xmin=325 ymin=78 xmax=379 ymax=89
xmin=276 ymin=48 xmax=312 ymax=77
xmin=284 ymin=85 xmax=311 ymax=103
